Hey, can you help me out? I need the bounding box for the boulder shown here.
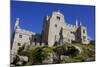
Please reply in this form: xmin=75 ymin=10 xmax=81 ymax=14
xmin=19 ymin=56 xmax=28 ymax=62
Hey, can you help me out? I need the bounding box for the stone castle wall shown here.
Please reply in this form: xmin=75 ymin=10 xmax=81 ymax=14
xmin=11 ymin=11 xmax=90 ymax=55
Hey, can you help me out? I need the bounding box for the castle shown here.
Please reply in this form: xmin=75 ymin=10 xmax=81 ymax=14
xmin=11 ymin=10 xmax=90 ymax=54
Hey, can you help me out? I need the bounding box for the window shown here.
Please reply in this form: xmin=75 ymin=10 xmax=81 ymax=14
xmin=34 ymin=38 xmax=37 ymax=42
xmin=18 ymin=43 xmax=21 ymax=46
xmin=19 ymin=35 xmax=22 ymax=38
xmin=83 ymin=36 xmax=86 ymax=39
xmin=57 ymin=16 xmax=60 ymax=20
xmin=83 ymin=29 xmax=85 ymax=33
xmin=55 ymin=24 xmax=57 ymax=27
xmin=71 ymin=31 xmax=74 ymax=34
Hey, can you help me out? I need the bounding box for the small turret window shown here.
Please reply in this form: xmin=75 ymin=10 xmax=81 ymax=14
xmin=57 ymin=16 xmax=60 ymax=20
xmin=55 ymin=24 xmax=57 ymax=27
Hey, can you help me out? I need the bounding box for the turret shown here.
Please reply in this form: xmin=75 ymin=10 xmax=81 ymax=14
xmin=14 ymin=18 xmax=20 ymax=30
xmin=76 ymin=19 xmax=78 ymax=26
xmin=80 ymin=21 xmax=82 ymax=26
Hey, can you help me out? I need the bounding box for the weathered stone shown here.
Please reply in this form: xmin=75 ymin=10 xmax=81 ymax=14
xmin=42 ymin=53 xmax=54 ymax=64
xmin=19 ymin=56 xmax=28 ymax=62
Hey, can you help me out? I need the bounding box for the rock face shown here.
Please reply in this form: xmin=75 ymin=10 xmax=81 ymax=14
xmin=18 ymin=56 xmax=28 ymax=62
xmin=42 ymin=53 xmax=54 ymax=64
xmin=11 ymin=55 xmax=28 ymax=66
xmin=74 ymin=45 xmax=82 ymax=53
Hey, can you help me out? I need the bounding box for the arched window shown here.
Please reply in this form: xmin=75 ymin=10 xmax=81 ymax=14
xmin=55 ymin=24 xmax=57 ymax=27
xmin=56 ymin=16 xmax=60 ymax=20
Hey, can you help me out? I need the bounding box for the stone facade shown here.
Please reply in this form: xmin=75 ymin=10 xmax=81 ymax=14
xmin=42 ymin=11 xmax=90 ymax=46
xmin=11 ymin=11 xmax=90 ymax=55
xmin=11 ymin=18 xmax=41 ymax=54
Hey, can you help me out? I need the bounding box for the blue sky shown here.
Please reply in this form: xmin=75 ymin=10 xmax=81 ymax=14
xmin=11 ymin=1 xmax=95 ymax=40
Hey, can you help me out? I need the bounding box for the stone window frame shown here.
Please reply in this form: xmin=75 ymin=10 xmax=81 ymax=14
xmin=18 ymin=43 xmax=21 ymax=46
xmin=19 ymin=34 xmax=22 ymax=38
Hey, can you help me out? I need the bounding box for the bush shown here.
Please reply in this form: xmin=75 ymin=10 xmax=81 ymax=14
xmin=15 ymin=43 xmax=95 ymax=65
xmin=66 ymin=46 xmax=79 ymax=57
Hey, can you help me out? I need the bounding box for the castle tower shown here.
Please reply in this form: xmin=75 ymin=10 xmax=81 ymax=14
xmin=42 ymin=11 xmax=66 ymax=46
xmin=76 ymin=22 xmax=89 ymax=44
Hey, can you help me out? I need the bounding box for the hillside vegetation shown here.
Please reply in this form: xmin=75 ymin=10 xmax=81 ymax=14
xmin=12 ymin=43 xmax=95 ymax=66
